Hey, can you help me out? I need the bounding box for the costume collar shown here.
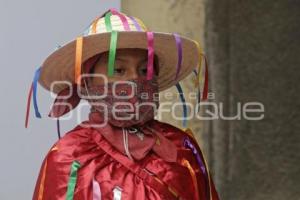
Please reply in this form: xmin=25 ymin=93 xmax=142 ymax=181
xmin=88 ymin=111 xmax=177 ymax=162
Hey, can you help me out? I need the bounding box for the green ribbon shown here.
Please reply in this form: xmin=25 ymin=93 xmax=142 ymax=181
xmin=108 ymin=30 xmax=118 ymax=76
xmin=104 ymin=11 xmax=118 ymax=76
xmin=66 ymin=160 xmax=81 ymax=200
xmin=104 ymin=11 xmax=119 ymax=76
xmin=105 ymin=11 xmax=112 ymax=32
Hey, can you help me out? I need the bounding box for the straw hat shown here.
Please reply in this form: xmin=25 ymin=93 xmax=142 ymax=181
xmin=38 ymin=9 xmax=201 ymax=94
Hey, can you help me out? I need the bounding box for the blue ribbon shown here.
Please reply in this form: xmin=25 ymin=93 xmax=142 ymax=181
xmin=57 ymin=118 xmax=61 ymax=139
xmin=175 ymin=83 xmax=187 ymax=128
xmin=193 ymin=69 xmax=201 ymax=113
xmin=32 ymin=67 xmax=42 ymax=118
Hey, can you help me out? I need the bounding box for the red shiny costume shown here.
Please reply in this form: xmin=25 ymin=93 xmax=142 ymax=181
xmin=33 ymin=112 xmax=219 ymax=200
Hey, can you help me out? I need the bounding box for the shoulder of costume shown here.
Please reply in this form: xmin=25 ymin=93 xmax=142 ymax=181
xmin=46 ymin=122 xmax=92 ymax=152
xmin=151 ymin=120 xmax=200 ymax=147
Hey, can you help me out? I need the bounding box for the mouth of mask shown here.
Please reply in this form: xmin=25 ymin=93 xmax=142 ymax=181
xmin=80 ymin=77 xmax=160 ymax=127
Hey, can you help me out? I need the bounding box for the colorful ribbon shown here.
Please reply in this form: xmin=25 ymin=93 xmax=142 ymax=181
xmin=25 ymin=83 xmax=33 ymax=128
xmin=91 ymin=17 xmax=101 ymax=34
xmin=183 ymin=137 xmax=206 ymax=175
xmin=108 ymin=31 xmax=118 ymax=76
xmin=194 ymin=41 xmax=203 ymax=86
xmin=104 ymin=10 xmax=119 ymax=77
xmin=193 ymin=69 xmax=201 ymax=113
xmin=33 ymin=67 xmax=42 ymax=118
xmin=113 ymin=186 xmax=122 ymax=200
xmin=135 ymin=17 xmax=148 ymax=31
xmin=37 ymin=146 xmax=58 ymax=199
xmin=57 ymin=118 xmax=61 ymax=139
xmin=129 ymin=16 xmax=142 ymax=31
xmin=75 ymin=37 xmax=83 ymax=85
xmin=66 ymin=160 xmax=81 ymax=200
xmin=173 ymin=33 xmax=183 ymax=80
xmin=181 ymin=159 xmax=200 ymax=200
xmin=183 ymin=137 xmax=212 ymax=200
xmin=146 ymin=32 xmax=154 ymax=80
xmin=25 ymin=67 xmax=42 ymax=128
xmin=104 ymin=11 xmax=113 ymax=32
xmin=175 ymin=83 xmax=187 ymax=128
xmin=93 ymin=178 xmax=101 ymax=200
xmin=194 ymin=40 xmax=209 ymax=100
xmin=202 ymin=55 xmax=209 ymax=100
xmin=193 ymin=69 xmax=198 ymax=84
xmin=37 ymin=159 xmax=48 ymax=200
xmin=110 ymin=9 xmax=130 ymax=31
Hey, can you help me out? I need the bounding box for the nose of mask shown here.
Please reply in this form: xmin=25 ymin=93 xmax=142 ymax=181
xmin=81 ymin=78 xmax=159 ymax=127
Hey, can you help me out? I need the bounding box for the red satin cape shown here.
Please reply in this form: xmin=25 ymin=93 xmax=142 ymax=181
xmin=32 ymin=119 xmax=219 ymax=200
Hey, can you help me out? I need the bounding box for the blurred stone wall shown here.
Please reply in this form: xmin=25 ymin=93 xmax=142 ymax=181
xmin=122 ymin=1 xmax=300 ymax=199
xmin=205 ymin=0 xmax=300 ymax=199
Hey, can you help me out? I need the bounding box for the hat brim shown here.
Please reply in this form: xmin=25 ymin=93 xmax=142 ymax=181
xmin=39 ymin=31 xmax=199 ymax=94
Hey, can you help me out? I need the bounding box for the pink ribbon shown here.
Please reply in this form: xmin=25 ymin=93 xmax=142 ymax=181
xmin=110 ymin=9 xmax=130 ymax=31
xmin=146 ymin=32 xmax=154 ymax=80
xmin=93 ymin=178 xmax=101 ymax=200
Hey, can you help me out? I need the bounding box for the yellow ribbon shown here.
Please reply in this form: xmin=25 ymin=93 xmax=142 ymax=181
xmin=91 ymin=17 xmax=101 ymax=34
xmin=194 ymin=40 xmax=204 ymax=87
xmin=135 ymin=17 xmax=148 ymax=31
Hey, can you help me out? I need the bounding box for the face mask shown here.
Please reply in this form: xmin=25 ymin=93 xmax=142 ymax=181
xmin=80 ymin=77 xmax=159 ymax=128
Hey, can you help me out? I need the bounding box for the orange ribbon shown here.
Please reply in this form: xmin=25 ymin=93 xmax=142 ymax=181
xmin=181 ymin=159 xmax=200 ymax=200
xmin=75 ymin=37 xmax=83 ymax=85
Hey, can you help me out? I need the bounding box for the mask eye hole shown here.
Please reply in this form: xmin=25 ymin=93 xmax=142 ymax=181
xmin=114 ymin=68 xmax=126 ymax=76
xmin=138 ymin=65 xmax=147 ymax=76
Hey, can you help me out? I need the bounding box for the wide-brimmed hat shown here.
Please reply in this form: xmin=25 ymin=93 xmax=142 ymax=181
xmin=25 ymin=8 xmax=208 ymax=129
xmin=38 ymin=9 xmax=203 ymax=94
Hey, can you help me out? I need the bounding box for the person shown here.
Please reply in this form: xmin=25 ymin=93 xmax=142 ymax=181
xmin=27 ymin=8 xmax=219 ymax=200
